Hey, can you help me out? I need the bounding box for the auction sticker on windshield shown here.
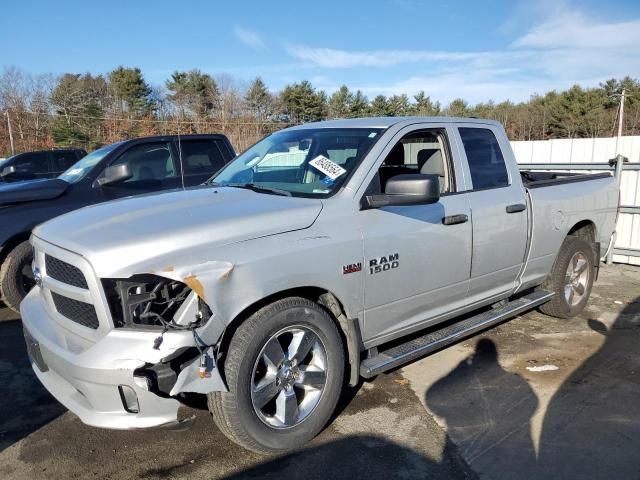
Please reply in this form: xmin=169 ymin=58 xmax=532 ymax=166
xmin=309 ymin=155 xmax=347 ymax=180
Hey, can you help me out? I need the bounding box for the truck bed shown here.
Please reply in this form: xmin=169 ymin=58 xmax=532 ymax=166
xmin=517 ymin=172 xmax=618 ymax=292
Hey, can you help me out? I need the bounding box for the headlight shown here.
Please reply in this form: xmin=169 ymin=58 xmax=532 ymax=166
xmin=102 ymin=274 xmax=212 ymax=329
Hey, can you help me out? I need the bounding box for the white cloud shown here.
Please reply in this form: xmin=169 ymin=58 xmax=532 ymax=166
xmin=286 ymin=44 xmax=490 ymax=68
xmin=282 ymin=3 xmax=640 ymax=103
xmin=512 ymin=12 xmax=640 ymax=49
xmin=233 ymin=26 xmax=265 ymax=50
xmin=355 ymin=73 xmax=601 ymax=104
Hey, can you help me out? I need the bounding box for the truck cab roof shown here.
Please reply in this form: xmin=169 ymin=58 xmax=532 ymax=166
xmin=285 ymin=116 xmax=503 ymax=131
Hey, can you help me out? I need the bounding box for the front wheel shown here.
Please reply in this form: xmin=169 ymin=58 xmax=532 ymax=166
xmin=0 ymin=241 xmax=35 ymax=314
xmin=208 ymin=297 xmax=345 ymax=453
xmin=539 ymin=236 xmax=596 ymax=318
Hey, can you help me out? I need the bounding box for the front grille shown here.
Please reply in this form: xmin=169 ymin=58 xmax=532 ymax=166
xmin=51 ymin=292 xmax=99 ymax=329
xmin=46 ymin=255 xmax=88 ymax=289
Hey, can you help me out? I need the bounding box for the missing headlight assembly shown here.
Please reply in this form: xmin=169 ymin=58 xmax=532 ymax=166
xmin=102 ymin=274 xmax=212 ymax=329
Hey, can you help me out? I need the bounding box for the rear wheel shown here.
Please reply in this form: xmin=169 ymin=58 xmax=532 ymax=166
xmin=0 ymin=241 xmax=35 ymax=314
xmin=208 ymin=297 xmax=344 ymax=454
xmin=539 ymin=236 xmax=595 ymax=318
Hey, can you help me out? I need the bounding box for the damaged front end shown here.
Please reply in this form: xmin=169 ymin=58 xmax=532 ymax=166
xmin=102 ymin=274 xmax=211 ymax=330
xmin=22 ymin=237 xmax=232 ymax=430
xmin=102 ymin=274 xmax=227 ymax=403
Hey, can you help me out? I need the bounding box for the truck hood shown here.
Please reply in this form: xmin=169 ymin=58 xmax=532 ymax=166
xmin=0 ymin=178 xmax=68 ymax=205
xmin=33 ymin=186 xmax=323 ymax=277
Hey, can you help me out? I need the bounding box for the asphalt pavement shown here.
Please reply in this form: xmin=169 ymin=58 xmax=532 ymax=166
xmin=1 ymin=264 xmax=639 ymax=479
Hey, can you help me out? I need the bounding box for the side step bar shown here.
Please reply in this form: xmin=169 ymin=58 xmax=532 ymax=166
xmin=360 ymin=290 xmax=554 ymax=378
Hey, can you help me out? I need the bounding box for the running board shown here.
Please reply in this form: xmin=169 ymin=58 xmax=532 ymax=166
xmin=360 ymin=290 xmax=554 ymax=378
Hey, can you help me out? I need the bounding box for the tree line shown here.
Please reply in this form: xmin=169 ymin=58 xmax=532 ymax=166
xmin=1 ymin=65 xmax=638 ymax=156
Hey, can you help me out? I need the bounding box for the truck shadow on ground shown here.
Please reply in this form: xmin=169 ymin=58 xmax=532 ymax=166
xmin=220 ymin=435 xmax=465 ymax=480
xmin=424 ymin=297 xmax=640 ymax=480
xmin=0 ymin=318 xmax=66 ymax=452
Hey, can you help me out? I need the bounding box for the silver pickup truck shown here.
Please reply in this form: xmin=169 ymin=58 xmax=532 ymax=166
xmin=21 ymin=117 xmax=618 ymax=453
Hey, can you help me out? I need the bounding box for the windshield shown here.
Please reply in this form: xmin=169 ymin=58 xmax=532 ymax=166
xmin=211 ymin=128 xmax=383 ymax=197
xmin=58 ymin=142 xmax=122 ymax=183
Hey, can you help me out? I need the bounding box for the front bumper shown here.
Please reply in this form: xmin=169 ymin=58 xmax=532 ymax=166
xmin=21 ymin=287 xmax=206 ymax=429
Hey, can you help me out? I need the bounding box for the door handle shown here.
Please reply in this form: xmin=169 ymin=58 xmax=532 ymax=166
xmin=442 ymin=214 xmax=469 ymax=225
xmin=506 ymin=203 xmax=526 ymax=213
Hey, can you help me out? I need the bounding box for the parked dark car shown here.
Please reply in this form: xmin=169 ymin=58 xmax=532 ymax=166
xmin=0 ymin=148 xmax=87 ymax=183
xmin=0 ymin=134 xmax=235 ymax=312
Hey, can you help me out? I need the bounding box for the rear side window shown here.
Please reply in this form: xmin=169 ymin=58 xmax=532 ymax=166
xmin=178 ymin=140 xmax=226 ymax=176
xmin=459 ymin=128 xmax=509 ymax=190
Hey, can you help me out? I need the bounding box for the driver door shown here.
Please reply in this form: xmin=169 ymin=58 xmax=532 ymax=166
xmin=358 ymin=126 xmax=472 ymax=343
xmin=97 ymin=141 xmax=180 ymax=200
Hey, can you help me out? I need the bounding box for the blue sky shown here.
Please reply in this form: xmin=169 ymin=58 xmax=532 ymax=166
xmin=2 ymin=0 xmax=640 ymax=103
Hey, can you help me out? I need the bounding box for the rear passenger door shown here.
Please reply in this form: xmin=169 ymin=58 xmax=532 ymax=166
xmin=98 ymin=142 xmax=180 ymax=199
xmin=456 ymin=126 xmax=528 ymax=302
xmin=175 ymin=139 xmax=228 ymax=186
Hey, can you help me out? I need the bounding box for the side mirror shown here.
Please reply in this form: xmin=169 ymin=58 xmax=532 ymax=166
xmin=363 ymin=174 xmax=440 ymax=209
xmin=97 ymin=163 xmax=132 ymax=186
xmin=0 ymin=165 xmax=16 ymax=177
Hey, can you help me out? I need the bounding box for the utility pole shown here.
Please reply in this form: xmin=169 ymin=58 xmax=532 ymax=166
xmin=615 ymin=89 xmax=626 ymax=154
xmin=5 ymin=111 xmax=15 ymax=156
xmin=607 ymin=88 xmax=627 ymax=265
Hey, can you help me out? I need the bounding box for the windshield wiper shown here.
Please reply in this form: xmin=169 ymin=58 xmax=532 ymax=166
xmin=223 ymin=183 xmax=292 ymax=197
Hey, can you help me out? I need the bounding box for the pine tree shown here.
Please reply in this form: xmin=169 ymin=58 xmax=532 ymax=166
xmin=369 ymin=95 xmax=390 ymax=116
xmin=413 ymin=91 xmax=440 ymax=116
xmin=109 ymin=66 xmax=153 ymax=117
xmin=387 ymin=94 xmax=411 ymax=116
xmin=280 ymin=81 xmax=327 ymax=123
xmin=245 ymin=77 xmax=273 ymax=120
xmin=350 ymin=90 xmax=369 ymax=117
xmin=328 ymin=85 xmax=353 ymax=119
xmin=166 ymin=69 xmax=218 ymax=119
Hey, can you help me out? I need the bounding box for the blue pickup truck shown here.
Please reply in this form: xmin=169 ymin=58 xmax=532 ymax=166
xmin=0 ymin=134 xmax=235 ymax=312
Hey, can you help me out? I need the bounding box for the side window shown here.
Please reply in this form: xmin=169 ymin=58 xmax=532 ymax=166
xmin=51 ymin=151 xmax=79 ymax=172
xmin=13 ymin=152 xmax=49 ymax=173
xmin=178 ymin=140 xmax=226 ymax=176
xmin=375 ymin=130 xmax=451 ymax=194
xmin=459 ymin=128 xmax=509 ymax=190
xmin=110 ymin=142 xmax=176 ymax=183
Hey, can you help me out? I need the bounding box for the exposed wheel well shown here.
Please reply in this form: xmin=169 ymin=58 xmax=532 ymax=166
xmin=216 ymin=287 xmax=359 ymax=385
xmin=0 ymin=231 xmax=32 ymax=264
xmin=568 ymin=220 xmax=596 ymax=242
xmin=566 ymin=220 xmax=600 ymax=273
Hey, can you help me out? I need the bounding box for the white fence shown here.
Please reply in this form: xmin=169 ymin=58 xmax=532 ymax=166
xmin=511 ymin=136 xmax=640 ymax=266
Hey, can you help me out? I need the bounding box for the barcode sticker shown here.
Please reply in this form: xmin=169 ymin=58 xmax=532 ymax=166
xmin=309 ymin=155 xmax=347 ymax=180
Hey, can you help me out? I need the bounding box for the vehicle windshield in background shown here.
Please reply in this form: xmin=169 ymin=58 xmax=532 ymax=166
xmin=211 ymin=128 xmax=383 ymax=197
xmin=58 ymin=142 xmax=122 ymax=183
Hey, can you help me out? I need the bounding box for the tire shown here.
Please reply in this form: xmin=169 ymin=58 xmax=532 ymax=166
xmin=539 ymin=236 xmax=595 ymax=318
xmin=208 ymin=297 xmax=345 ymax=454
xmin=0 ymin=241 xmax=35 ymax=314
